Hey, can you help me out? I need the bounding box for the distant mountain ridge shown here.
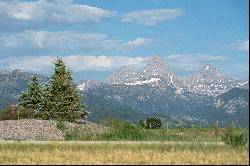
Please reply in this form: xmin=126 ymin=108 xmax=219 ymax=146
xmin=0 ymin=56 xmax=249 ymax=127
xmin=104 ymin=56 xmax=248 ymax=97
xmin=0 ymin=69 xmax=48 ymax=108
xmin=106 ymin=56 xmax=181 ymax=89
xmin=182 ymin=64 xmax=245 ymax=96
xmin=77 ymin=56 xmax=249 ymax=127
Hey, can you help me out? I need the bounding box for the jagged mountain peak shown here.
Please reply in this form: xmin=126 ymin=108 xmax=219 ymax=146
xmin=202 ymin=64 xmax=216 ymax=71
xmin=200 ymin=64 xmax=221 ymax=76
xmin=146 ymin=56 xmax=171 ymax=69
xmin=105 ymin=56 xmax=181 ymax=88
xmin=183 ymin=64 xmax=239 ymax=96
xmin=147 ymin=55 xmax=166 ymax=66
xmin=106 ymin=65 xmax=139 ymax=85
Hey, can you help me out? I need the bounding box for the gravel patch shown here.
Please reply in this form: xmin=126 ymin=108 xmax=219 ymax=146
xmin=0 ymin=119 xmax=106 ymax=141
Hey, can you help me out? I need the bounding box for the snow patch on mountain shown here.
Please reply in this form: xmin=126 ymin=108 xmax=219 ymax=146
xmin=183 ymin=64 xmax=241 ymax=96
xmin=106 ymin=56 xmax=182 ymax=90
xmin=79 ymin=56 xmax=248 ymax=98
xmin=124 ymin=78 xmax=160 ymax=85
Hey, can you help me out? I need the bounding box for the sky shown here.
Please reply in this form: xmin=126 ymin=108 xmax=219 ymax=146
xmin=0 ymin=0 xmax=249 ymax=82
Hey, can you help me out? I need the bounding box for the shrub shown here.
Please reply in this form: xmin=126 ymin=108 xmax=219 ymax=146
xmin=0 ymin=105 xmax=35 ymax=120
xmin=101 ymin=118 xmax=144 ymax=140
xmin=56 ymin=120 xmax=66 ymax=131
xmin=222 ymin=127 xmax=248 ymax=147
xmin=138 ymin=119 xmax=146 ymax=128
xmin=139 ymin=117 xmax=161 ymax=129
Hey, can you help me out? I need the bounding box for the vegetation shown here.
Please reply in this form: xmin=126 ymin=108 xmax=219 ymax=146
xmin=0 ymin=105 xmax=35 ymax=120
xmin=0 ymin=142 xmax=248 ymax=164
xmin=139 ymin=117 xmax=161 ymax=129
xmin=19 ymin=75 xmax=42 ymax=111
xmin=222 ymin=127 xmax=249 ymax=147
xmin=0 ymin=58 xmax=248 ymax=164
xmin=15 ymin=57 xmax=87 ymax=122
xmin=37 ymin=58 xmax=87 ymax=122
xmin=56 ymin=120 xmax=66 ymax=131
xmin=65 ymin=118 xmax=249 ymax=143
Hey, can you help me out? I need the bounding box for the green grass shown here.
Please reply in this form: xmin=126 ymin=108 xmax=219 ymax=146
xmin=65 ymin=118 xmax=248 ymax=142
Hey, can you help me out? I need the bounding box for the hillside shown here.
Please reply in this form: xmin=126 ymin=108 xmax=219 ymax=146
xmin=0 ymin=70 xmax=47 ymax=108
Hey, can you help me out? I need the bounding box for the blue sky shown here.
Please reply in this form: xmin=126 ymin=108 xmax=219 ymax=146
xmin=0 ymin=0 xmax=248 ymax=82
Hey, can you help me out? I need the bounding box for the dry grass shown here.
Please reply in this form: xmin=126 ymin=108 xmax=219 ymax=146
xmin=0 ymin=142 xmax=248 ymax=165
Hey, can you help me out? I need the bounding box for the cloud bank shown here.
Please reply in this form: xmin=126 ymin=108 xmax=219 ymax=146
xmin=226 ymin=40 xmax=249 ymax=52
xmin=121 ymin=9 xmax=184 ymax=26
xmin=165 ymin=54 xmax=233 ymax=73
xmin=0 ymin=0 xmax=115 ymax=30
xmin=1 ymin=55 xmax=149 ymax=72
xmin=0 ymin=31 xmax=150 ymax=56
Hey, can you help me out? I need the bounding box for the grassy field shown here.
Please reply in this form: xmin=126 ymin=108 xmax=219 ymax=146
xmin=64 ymin=119 xmax=248 ymax=143
xmin=0 ymin=119 xmax=248 ymax=164
xmin=0 ymin=142 xmax=248 ymax=164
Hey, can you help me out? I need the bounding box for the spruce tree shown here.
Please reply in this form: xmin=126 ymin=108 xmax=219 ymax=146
xmin=19 ymin=75 xmax=42 ymax=112
xmin=37 ymin=84 xmax=55 ymax=120
xmin=38 ymin=57 xmax=87 ymax=122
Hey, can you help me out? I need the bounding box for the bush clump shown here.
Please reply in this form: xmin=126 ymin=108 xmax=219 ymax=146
xmin=0 ymin=105 xmax=35 ymax=120
xmin=56 ymin=119 xmax=66 ymax=131
xmin=102 ymin=118 xmax=143 ymax=140
xmin=138 ymin=117 xmax=161 ymax=129
xmin=222 ymin=127 xmax=248 ymax=147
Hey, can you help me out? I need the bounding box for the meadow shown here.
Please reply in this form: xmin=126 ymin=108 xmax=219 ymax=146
xmin=0 ymin=142 xmax=248 ymax=164
xmin=0 ymin=119 xmax=248 ymax=164
xmin=64 ymin=119 xmax=248 ymax=143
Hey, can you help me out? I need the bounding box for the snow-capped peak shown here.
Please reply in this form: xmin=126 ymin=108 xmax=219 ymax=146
xmin=106 ymin=56 xmax=181 ymax=88
xmin=201 ymin=64 xmax=220 ymax=75
xmin=204 ymin=65 xmax=210 ymax=71
xmin=183 ymin=64 xmax=239 ymax=96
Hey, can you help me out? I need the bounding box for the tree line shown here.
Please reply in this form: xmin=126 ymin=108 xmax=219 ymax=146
xmin=0 ymin=58 xmax=87 ymax=122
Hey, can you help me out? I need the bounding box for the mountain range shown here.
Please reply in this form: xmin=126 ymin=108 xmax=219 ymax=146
xmin=78 ymin=56 xmax=249 ymax=127
xmin=0 ymin=56 xmax=249 ymax=127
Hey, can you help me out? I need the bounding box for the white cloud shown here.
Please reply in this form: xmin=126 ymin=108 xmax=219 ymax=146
xmin=226 ymin=40 xmax=249 ymax=52
xmin=0 ymin=0 xmax=114 ymax=29
xmin=121 ymin=9 xmax=184 ymax=26
xmin=165 ymin=54 xmax=232 ymax=72
xmin=0 ymin=30 xmax=150 ymax=55
xmin=3 ymin=56 xmax=55 ymax=72
xmin=1 ymin=55 xmax=149 ymax=72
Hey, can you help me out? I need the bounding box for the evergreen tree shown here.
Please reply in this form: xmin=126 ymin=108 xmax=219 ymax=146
xmin=19 ymin=75 xmax=42 ymax=112
xmin=38 ymin=57 xmax=87 ymax=122
xmin=37 ymin=84 xmax=55 ymax=120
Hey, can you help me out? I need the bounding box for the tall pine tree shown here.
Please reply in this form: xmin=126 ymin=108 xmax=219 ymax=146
xmin=19 ymin=75 xmax=42 ymax=112
xmin=38 ymin=57 xmax=87 ymax=122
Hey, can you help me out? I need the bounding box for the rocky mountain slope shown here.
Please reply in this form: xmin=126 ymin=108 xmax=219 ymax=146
xmin=78 ymin=56 xmax=249 ymax=127
xmin=183 ymin=64 xmax=247 ymax=96
xmin=0 ymin=56 xmax=248 ymax=127
xmin=106 ymin=56 xmax=181 ymax=89
xmin=0 ymin=69 xmax=47 ymax=108
xmin=105 ymin=56 xmax=247 ymax=97
xmin=213 ymin=88 xmax=249 ymax=113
